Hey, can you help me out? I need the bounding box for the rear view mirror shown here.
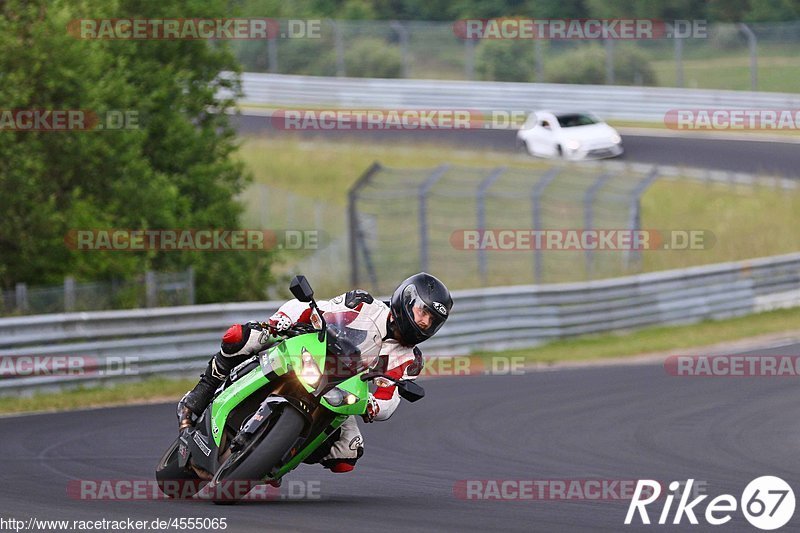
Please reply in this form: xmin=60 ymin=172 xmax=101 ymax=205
xmin=289 ymin=275 xmax=314 ymax=302
xmin=397 ymin=380 xmax=425 ymax=402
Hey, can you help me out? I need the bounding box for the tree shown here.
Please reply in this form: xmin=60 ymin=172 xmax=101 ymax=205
xmin=0 ymin=0 xmax=275 ymax=302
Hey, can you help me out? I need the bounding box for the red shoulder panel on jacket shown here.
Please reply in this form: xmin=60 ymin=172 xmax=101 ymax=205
xmin=222 ymin=324 xmax=243 ymax=344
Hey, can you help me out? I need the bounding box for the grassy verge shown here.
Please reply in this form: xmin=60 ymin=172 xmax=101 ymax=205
xmin=477 ymin=306 xmax=800 ymax=364
xmin=0 ymin=377 xmax=196 ymax=415
xmin=235 ymin=135 xmax=550 ymax=204
xmin=237 ymin=136 xmax=800 ymax=276
xmin=651 ymin=55 xmax=800 ymax=93
xmin=4 ymin=306 xmax=800 ymax=415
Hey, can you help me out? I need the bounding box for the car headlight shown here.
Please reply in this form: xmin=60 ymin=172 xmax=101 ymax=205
xmin=565 ymin=139 xmax=581 ymax=151
xmin=323 ymin=387 xmax=359 ymax=407
xmin=299 ymin=347 xmax=321 ymax=386
xmin=610 ymin=133 xmax=622 ymax=144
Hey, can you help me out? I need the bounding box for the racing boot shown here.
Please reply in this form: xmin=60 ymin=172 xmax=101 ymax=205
xmin=178 ymin=356 xmax=226 ymax=432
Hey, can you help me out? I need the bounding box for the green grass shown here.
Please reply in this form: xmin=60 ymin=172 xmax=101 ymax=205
xmin=641 ymin=178 xmax=800 ymax=272
xmin=3 ymin=305 xmax=800 ymax=414
xmin=476 ymin=305 xmax=800 ymax=364
xmin=0 ymin=377 xmax=195 ymax=415
xmin=651 ymin=55 xmax=800 ymax=93
xmin=236 ymin=136 xmax=800 ymax=280
xmin=235 ymin=136 xmax=551 ymax=204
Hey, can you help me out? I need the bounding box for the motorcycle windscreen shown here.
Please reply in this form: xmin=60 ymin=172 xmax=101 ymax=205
xmin=323 ymin=310 xmax=383 ymax=377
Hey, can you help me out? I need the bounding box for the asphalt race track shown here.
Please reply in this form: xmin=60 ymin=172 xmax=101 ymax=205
xmin=4 ymin=342 xmax=800 ymax=532
xmin=232 ymin=113 xmax=800 ymax=177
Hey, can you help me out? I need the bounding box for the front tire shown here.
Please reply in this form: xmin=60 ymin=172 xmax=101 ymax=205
xmin=207 ymin=406 xmax=305 ymax=504
xmin=155 ymin=437 xmax=203 ymax=499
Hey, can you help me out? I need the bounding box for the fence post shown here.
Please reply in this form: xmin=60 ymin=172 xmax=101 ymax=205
xmin=464 ymin=38 xmax=476 ymax=80
xmin=145 ymin=271 xmax=157 ymax=308
xmin=531 ymin=168 xmax=560 ymax=284
xmin=604 ymin=39 xmax=615 ymax=85
xmin=348 ymin=162 xmax=382 ymax=288
xmin=737 ymin=23 xmax=757 ymax=91
xmin=328 ymin=19 xmax=346 ymax=77
xmin=625 ymin=166 xmax=660 ymax=270
xmin=391 ymin=21 xmax=410 ymax=78
xmin=15 ymin=282 xmax=28 ymax=314
xmin=535 ymin=40 xmax=544 ymax=82
xmin=419 ymin=165 xmax=450 ymax=273
xmin=186 ymin=267 xmax=195 ymax=305
xmin=64 ymin=276 xmax=76 ymax=312
xmin=476 ymin=167 xmax=507 ymax=284
xmin=583 ymin=172 xmax=613 ymax=279
xmin=674 ymin=30 xmax=684 ymax=88
xmin=267 ymin=23 xmax=278 ymax=73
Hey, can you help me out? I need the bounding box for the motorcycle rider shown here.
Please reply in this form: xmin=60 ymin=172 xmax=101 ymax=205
xmin=177 ymin=272 xmax=453 ymax=473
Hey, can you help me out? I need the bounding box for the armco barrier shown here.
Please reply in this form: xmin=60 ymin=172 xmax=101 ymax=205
xmin=1 ymin=252 xmax=800 ymax=393
xmin=234 ymin=72 xmax=800 ymax=122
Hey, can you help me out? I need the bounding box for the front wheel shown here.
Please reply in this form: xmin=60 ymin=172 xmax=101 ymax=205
xmin=155 ymin=437 xmax=203 ymax=499
xmin=207 ymin=406 xmax=305 ymax=504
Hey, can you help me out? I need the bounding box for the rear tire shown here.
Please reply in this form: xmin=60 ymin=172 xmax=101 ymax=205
xmin=207 ymin=406 xmax=305 ymax=504
xmin=155 ymin=437 xmax=203 ymax=499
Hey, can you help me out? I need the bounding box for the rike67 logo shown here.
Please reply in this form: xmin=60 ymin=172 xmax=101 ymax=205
xmin=625 ymin=477 xmax=795 ymax=530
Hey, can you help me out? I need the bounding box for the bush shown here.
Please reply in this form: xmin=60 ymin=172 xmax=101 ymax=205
xmin=475 ymin=40 xmax=537 ymax=82
xmin=343 ymin=37 xmax=404 ymax=78
xmin=546 ymin=45 xmax=656 ymax=86
xmin=709 ymin=24 xmax=746 ymax=50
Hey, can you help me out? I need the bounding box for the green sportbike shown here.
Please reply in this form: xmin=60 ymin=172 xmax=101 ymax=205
xmin=155 ymin=275 xmax=424 ymax=503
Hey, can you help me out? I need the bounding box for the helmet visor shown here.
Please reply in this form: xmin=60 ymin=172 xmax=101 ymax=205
xmin=403 ymin=284 xmax=446 ymax=336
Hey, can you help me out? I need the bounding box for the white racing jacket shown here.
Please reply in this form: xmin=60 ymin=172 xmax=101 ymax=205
xmin=272 ymin=290 xmax=422 ymax=421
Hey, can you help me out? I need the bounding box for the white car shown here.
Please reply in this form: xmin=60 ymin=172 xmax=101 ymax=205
xmin=516 ymin=111 xmax=623 ymax=160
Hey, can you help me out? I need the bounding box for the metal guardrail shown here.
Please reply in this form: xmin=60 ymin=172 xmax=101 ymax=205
xmin=2 ymin=252 xmax=800 ymax=394
xmin=235 ymin=72 xmax=800 ymax=122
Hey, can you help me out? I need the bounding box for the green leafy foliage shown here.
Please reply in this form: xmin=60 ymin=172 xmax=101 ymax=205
xmin=344 ymin=37 xmax=404 ymax=77
xmin=546 ymin=45 xmax=657 ymax=85
xmin=0 ymin=0 xmax=274 ymax=302
xmin=475 ymin=40 xmax=537 ymax=82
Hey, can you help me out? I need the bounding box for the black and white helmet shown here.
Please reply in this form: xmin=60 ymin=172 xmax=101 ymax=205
xmin=389 ymin=272 xmax=452 ymax=346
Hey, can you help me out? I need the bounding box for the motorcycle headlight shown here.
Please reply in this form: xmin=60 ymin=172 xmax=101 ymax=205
xmin=565 ymin=139 xmax=581 ymax=151
xmin=299 ymin=348 xmax=321 ymax=386
xmin=323 ymin=387 xmax=359 ymax=407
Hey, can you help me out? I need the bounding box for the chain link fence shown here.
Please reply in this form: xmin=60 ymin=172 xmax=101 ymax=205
xmin=349 ymin=162 xmax=662 ymax=295
xmin=232 ymin=19 xmax=800 ymax=93
xmin=238 ymin=184 xmax=349 ymax=297
xmin=0 ymin=269 xmax=194 ymax=316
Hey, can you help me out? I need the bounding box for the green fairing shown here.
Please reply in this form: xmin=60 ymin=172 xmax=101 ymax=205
xmin=210 ymin=331 xmax=369 ymax=448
